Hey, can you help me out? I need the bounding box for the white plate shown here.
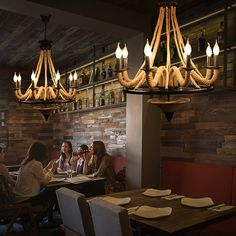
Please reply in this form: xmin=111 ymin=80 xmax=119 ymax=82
xmin=101 ymin=196 xmax=131 ymax=205
xmin=142 ymin=188 xmax=171 ymax=197
xmin=133 ymin=206 xmax=172 ymax=219
xmin=181 ymin=197 xmax=214 ymax=208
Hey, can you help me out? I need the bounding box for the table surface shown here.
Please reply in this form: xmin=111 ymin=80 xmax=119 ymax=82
xmin=104 ymin=189 xmax=236 ymax=235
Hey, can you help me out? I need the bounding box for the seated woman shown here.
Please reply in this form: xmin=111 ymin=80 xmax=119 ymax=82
xmin=84 ymin=141 xmax=115 ymax=193
xmin=56 ymin=141 xmax=73 ymax=171
xmin=72 ymin=144 xmax=89 ymax=174
xmin=0 ymin=147 xmax=16 ymax=187
xmin=13 ymin=142 xmax=57 ymax=203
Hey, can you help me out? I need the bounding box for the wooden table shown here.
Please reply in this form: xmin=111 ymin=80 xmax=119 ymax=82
xmin=47 ymin=176 xmax=106 ymax=197
xmin=105 ymin=189 xmax=236 ymax=236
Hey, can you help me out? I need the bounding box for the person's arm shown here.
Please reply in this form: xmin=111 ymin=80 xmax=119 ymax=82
xmin=93 ymin=155 xmax=110 ymax=177
xmin=83 ymin=154 xmax=94 ymax=175
xmin=0 ymin=164 xmax=16 ymax=186
xmin=32 ymin=161 xmax=51 ymax=185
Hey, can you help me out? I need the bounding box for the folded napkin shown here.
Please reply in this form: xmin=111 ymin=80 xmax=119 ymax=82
xmin=132 ymin=205 xmax=172 ymax=219
xmin=209 ymin=204 xmax=236 ymax=212
xmin=181 ymin=197 xmax=214 ymax=208
xmin=64 ymin=175 xmax=91 ymax=184
xmin=101 ymin=196 xmax=131 ymax=205
xmin=49 ymin=177 xmax=65 ymax=183
xmin=142 ymin=188 xmax=171 ymax=197
xmin=162 ymin=194 xmax=185 ymax=200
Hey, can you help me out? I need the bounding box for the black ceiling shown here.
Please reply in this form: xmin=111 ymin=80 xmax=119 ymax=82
xmin=0 ymin=0 xmax=232 ymax=74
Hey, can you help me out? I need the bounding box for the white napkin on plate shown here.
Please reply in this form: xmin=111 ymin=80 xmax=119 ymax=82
xmin=101 ymin=196 xmax=131 ymax=205
xmin=133 ymin=205 xmax=172 ymax=219
xmin=142 ymin=188 xmax=171 ymax=197
xmin=181 ymin=197 xmax=214 ymax=208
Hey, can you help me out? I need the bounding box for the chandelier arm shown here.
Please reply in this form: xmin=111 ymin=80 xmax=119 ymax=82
xmin=191 ymin=69 xmax=219 ymax=86
xmin=47 ymin=87 xmax=57 ymax=99
xmin=59 ymin=89 xmax=76 ymax=99
xmin=47 ymin=50 xmax=57 ymax=87
xmin=170 ymin=66 xmax=189 ymax=87
xmin=147 ymin=66 xmax=166 ymax=88
xmin=171 ymin=7 xmax=185 ymax=67
xmin=35 ymin=51 xmax=43 ymax=77
xmin=14 ymin=89 xmax=32 ymax=100
xmin=33 ymin=86 xmax=44 ymax=100
xmin=134 ymin=72 xmax=146 ymax=89
xmin=35 ymin=51 xmax=44 ymax=86
xmin=117 ymin=71 xmax=142 ymax=88
xmin=150 ymin=7 xmax=165 ymax=67
xmin=43 ymin=50 xmax=48 ymax=101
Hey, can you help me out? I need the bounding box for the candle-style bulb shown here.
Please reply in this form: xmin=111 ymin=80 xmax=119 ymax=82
xmin=122 ymin=44 xmax=128 ymax=58
xmin=13 ymin=72 xmax=17 ymax=82
xmin=213 ymin=40 xmax=220 ymax=56
xmin=144 ymin=39 xmax=152 ymax=57
xmin=69 ymin=72 xmax=73 ymax=81
xmin=184 ymin=39 xmax=192 ymax=56
xmin=18 ymin=73 xmax=22 ymax=82
xmin=73 ymin=71 xmax=78 ymax=81
xmin=206 ymin=43 xmax=212 ymax=57
xmin=31 ymin=70 xmax=36 ymax=82
xmin=56 ymin=70 xmax=61 ymax=81
xmin=115 ymin=43 xmax=122 ymax=59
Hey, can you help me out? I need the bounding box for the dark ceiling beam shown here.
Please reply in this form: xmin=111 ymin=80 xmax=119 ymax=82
xmin=0 ymin=0 xmax=143 ymax=39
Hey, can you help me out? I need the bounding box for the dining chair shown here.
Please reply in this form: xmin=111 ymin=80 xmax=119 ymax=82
xmin=56 ymin=187 xmax=95 ymax=236
xmin=88 ymin=198 xmax=133 ymax=236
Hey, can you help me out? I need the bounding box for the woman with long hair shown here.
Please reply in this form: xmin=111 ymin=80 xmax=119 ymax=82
xmin=84 ymin=141 xmax=115 ymax=192
xmin=56 ymin=141 xmax=73 ymax=171
xmin=14 ymin=142 xmax=56 ymax=202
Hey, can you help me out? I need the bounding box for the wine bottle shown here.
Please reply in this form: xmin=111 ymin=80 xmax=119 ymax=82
xmin=198 ymin=28 xmax=206 ymax=52
xmin=101 ymin=63 xmax=106 ymax=80
xmin=107 ymin=63 xmax=113 ymax=78
xmin=99 ymin=85 xmax=105 ymax=106
xmin=217 ymin=21 xmax=224 ymax=47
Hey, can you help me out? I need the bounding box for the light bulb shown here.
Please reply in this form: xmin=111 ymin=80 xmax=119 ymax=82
xmin=31 ymin=71 xmax=36 ymax=81
xmin=13 ymin=72 xmax=17 ymax=82
xmin=56 ymin=70 xmax=61 ymax=81
xmin=144 ymin=39 xmax=152 ymax=57
xmin=206 ymin=43 xmax=212 ymax=57
xmin=213 ymin=40 xmax=220 ymax=56
xmin=184 ymin=39 xmax=192 ymax=56
xmin=69 ymin=72 xmax=73 ymax=81
xmin=73 ymin=71 xmax=78 ymax=80
xmin=122 ymin=44 xmax=128 ymax=58
xmin=115 ymin=43 xmax=122 ymax=59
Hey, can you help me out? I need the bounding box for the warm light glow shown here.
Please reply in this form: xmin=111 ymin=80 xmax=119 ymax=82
xmin=115 ymin=43 xmax=122 ymax=59
xmin=213 ymin=40 xmax=220 ymax=56
xmin=17 ymin=74 xmax=21 ymax=82
xmin=184 ymin=39 xmax=192 ymax=56
xmin=206 ymin=43 xmax=212 ymax=57
xmin=122 ymin=44 xmax=128 ymax=58
xmin=13 ymin=72 xmax=17 ymax=83
xmin=31 ymin=71 xmax=36 ymax=82
xmin=55 ymin=70 xmax=60 ymax=81
xmin=73 ymin=71 xmax=78 ymax=80
xmin=144 ymin=40 xmax=152 ymax=57
xmin=69 ymin=72 xmax=73 ymax=81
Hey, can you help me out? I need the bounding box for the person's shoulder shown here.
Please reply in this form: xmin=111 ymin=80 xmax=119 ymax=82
xmin=27 ymin=160 xmax=43 ymax=169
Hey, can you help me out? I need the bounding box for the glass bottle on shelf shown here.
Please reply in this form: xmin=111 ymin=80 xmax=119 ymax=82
xmin=107 ymin=63 xmax=113 ymax=78
xmin=101 ymin=63 xmax=106 ymax=80
xmin=217 ymin=21 xmax=224 ymax=48
xmin=73 ymin=100 xmax=77 ymax=110
xmin=198 ymin=28 xmax=206 ymax=52
xmin=109 ymin=90 xmax=115 ymax=104
xmin=78 ymin=98 xmax=82 ymax=109
xmin=99 ymin=85 xmax=105 ymax=106
xmin=84 ymin=90 xmax=88 ymax=108
xmin=95 ymin=93 xmax=100 ymax=107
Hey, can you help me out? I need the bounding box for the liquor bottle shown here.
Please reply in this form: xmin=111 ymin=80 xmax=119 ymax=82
xmin=78 ymin=98 xmax=82 ymax=109
xmin=109 ymin=90 xmax=115 ymax=104
xmin=217 ymin=21 xmax=224 ymax=48
xmin=99 ymin=85 xmax=105 ymax=106
xmin=107 ymin=63 xmax=113 ymax=78
xmin=198 ymin=28 xmax=206 ymax=52
xmin=101 ymin=63 xmax=106 ymax=80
